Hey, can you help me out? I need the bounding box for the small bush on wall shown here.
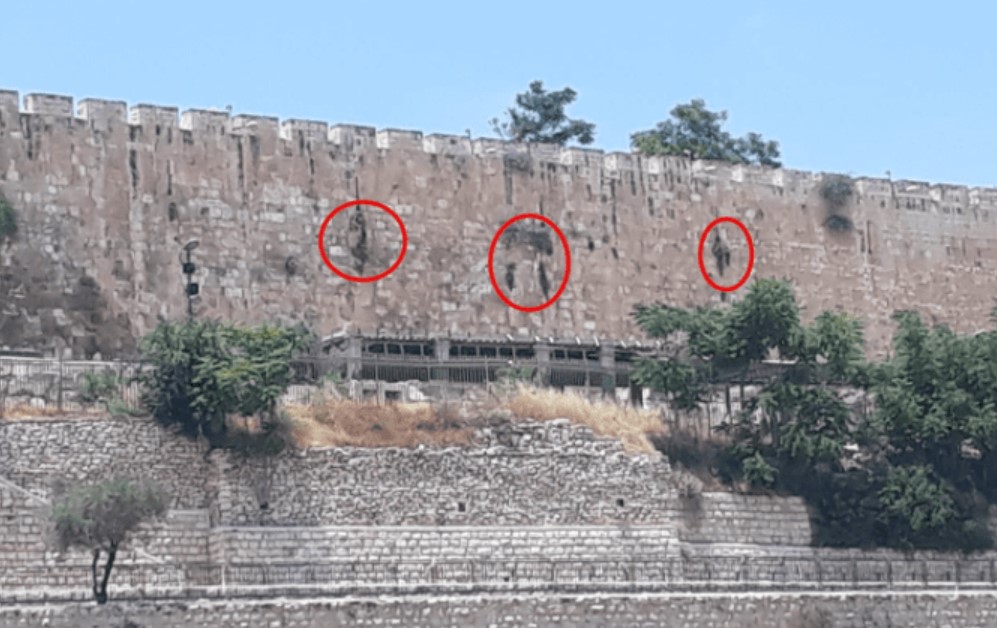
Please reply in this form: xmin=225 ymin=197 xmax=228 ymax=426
xmin=820 ymin=175 xmax=855 ymax=209
xmin=819 ymin=175 xmax=855 ymax=232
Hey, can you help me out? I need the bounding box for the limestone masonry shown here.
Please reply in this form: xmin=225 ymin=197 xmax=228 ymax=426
xmin=6 ymin=415 xmax=997 ymax=625
xmin=7 ymin=592 xmax=997 ymax=628
xmin=1 ymin=89 xmax=995 ymax=358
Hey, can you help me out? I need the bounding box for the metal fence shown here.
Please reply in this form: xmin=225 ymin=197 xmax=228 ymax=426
xmin=0 ymin=356 xmax=145 ymax=414
xmin=5 ymin=556 xmax=997 ymax=597
xmin=172 ymin=556 xmax=997 ymax=589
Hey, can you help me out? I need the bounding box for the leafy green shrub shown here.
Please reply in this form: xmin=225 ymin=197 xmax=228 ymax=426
xmin=878 ymin=465 xmax=956 ymax=548
xmin=79 ymin=371 xmax=121 ymax=403
xmin=742 ymin=452 xmax=777 ymax=487
xmin=804 ymin=470 xmax=883 ymax=548
xmin=820 ymin=175 xmax=855 ymax=209
xmin=635 ymin=278 xmax=997 ymax=551
xmin=493 ymin=364 xmax=536 ymax=398
xmin=105 ymin=397 xmax=142 ymax=418
xmin=139 ymin=319 xmax=311 ymax=450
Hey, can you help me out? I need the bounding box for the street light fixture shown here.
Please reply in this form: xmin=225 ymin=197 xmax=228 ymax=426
xmin=179 ymin=239 xmax=200 ymax=319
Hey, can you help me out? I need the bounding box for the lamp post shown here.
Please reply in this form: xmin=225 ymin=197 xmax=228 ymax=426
xmin=180 ymin=239 xmax=200 ymax=319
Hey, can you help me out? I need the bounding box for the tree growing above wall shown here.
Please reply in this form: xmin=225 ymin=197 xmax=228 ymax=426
xmin=631 ymin=99 xmax=781 ymax=167
xmin=490 ymin=81 xmax=596 ymax=146
xmin=49 ymin=477 xmax=167 ymax=604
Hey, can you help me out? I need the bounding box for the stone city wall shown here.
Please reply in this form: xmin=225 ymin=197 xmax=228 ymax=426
xmin=5 ymin=592 xmax=997 ymax=628
xmin=1 ymin=90 xmax=995 ymax=359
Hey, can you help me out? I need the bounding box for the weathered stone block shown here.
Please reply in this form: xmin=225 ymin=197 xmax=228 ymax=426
xmin=24 ymin=93 xmax=73 ymax=116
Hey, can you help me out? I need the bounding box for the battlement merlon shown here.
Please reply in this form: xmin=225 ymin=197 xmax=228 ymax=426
xmin=5 ymin=87 xmax=997 ymax=198
xmin=24 ymin=93 xmax=73 ymax=116
xmin=128 ymin=104 xmax=179 ymax=128
xmin=77 ymin=99 xmax=127 ymax=125
xmin=280 ymin=119 xmax=328 ymax=142
xmin=231 ymin=114 xmax=279 ymax=136
xmin=180 ymin=109 xmax=230 ymax=134
xmin=0 ymin=90 xmax=18 ymax=121
xmin=329 ymin=124 xmax=376 ymax=149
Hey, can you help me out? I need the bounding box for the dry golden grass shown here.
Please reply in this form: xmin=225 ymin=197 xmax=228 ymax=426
xmin=285 ymin=397 xmax=474 ymax=448
xmin=4 ymin=387 xmax=665 ymax=455
xmin=0 ymin=404 xmax=106 ymax=421
xmin=503 ymin=386 xmax=663 ymax=454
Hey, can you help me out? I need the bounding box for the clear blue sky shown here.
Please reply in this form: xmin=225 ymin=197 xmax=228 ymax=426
xmin=6 ymin=1 xmax=996 ymax=186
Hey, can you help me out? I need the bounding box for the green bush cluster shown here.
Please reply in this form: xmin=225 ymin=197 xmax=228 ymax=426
xmin=138 ymin=319 xmax=310 ymax=454
xmin=635 ymin=279 xmax=997 ymax=551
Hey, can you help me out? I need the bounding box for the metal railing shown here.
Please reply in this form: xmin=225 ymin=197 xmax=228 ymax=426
xmin=0 ymin=356 xmax=145 ymax=415
xmin=5 ymin=556 xmax=997 ymax=596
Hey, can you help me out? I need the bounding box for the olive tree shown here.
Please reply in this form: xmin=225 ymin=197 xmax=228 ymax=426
xmin=50 ymin=477 xmax=167 ymax=604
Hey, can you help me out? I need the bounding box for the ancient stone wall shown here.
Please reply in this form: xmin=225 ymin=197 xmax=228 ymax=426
xmin=9 ymin=417 xmax=997 ymax=606
xmin=5 ymin=592 xmax=997 ymax=628
xmin=215 ymin=419 xmax=675 ymax=527
xmin=0 ymin=417 xmax=212 ymax=509
xmin=0 ymin=417 xmax=810 ymax=557
xmin=2 ymin=90 xmax=995 ymax=359
xmin=208 ymin=525 xmax=677 ymax=564
xmin=676 ymin=492 xmax=813 ymax=546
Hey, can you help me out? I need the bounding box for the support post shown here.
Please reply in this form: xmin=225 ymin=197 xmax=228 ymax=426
xmin=345 ymin=333 xmax=363 ymax=381
xmin=535 ymin=341 xmax=552 ymax=387
xmin=599 ymin=344 xmax=615 ymax=399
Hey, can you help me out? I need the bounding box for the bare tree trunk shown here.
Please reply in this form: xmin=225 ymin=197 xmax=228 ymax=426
xmin=90 ymin=549 xmax=103 ymax=604
xmin=95 ymin=542 xmax=118 ymax=605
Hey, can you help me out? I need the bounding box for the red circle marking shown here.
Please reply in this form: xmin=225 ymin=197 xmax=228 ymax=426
xmin=317 ymin=200 xmax=408 ymax=283
xmin=488 ymin=213 xmax=572 ymax=313
xmin=697 ymin=216 xmax=755 ymax=293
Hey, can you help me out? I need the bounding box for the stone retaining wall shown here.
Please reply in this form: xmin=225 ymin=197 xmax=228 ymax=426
xmin=4 ymin=591 xmax=997 ymax=627
xmin=677 ymin=492 xmax=812 ymax=546
xmin=209 ymin=525 xmax=677 ymax=563
xmin=0 ymin=418 xmax=212 ymax=510
xmin=216 ymin=420 xmax=675 ymax=527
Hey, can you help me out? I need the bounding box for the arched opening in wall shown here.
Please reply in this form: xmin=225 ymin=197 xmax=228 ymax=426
xmin=167 ymin=203 xmax=177 ymax=222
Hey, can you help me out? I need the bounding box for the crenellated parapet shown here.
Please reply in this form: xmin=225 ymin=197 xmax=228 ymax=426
xmin=4 ymin=86 xmax=997 ymax=360
xmin=5 ymin=86 xmax=997 ymax=210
